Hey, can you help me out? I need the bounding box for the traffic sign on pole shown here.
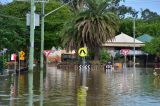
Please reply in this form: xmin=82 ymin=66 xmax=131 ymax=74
xmin=43 ymin=50 xmax=55 ymax=57
xmin=11 ymin=54 xmax=17 ymax=61
xmin=120 ymin=49 xmax=130 ymax=56
xmin=78 ymin=48 xmax=88 ymax=57
xmin=19 ymin=51 xmax=25 ymax=60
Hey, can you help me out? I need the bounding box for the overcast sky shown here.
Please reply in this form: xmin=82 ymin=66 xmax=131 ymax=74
xmin=1 ymin=0 xmax=160 ymax=14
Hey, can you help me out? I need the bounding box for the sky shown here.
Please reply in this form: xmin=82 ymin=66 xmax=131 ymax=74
xmin=1 ymin=0 xmax=160 ymax=14
xmin=120 ymin=0 xmax=160 ymax=14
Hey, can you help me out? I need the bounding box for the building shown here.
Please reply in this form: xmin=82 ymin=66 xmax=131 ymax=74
xmin=102 ymin=32 xmax=146 ymax=67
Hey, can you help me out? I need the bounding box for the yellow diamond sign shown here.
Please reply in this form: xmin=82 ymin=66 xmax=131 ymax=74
xmin=19 ymin=51 xmax=25 ymax=60
xmin=78 ymin=47 xmax=87 ymax=57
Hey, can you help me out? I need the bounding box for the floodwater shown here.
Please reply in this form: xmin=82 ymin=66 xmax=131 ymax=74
xmin=0 ymin=66 xmax=160 ymax=106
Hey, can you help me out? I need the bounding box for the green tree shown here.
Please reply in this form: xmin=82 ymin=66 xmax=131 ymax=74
xmin=142 ymin=37 xmax=160 ymax=55
xmin=141 ymin=9 xmax=160 ymax=21
xmin=62 ymin=0 xmax=119 ymax=60
xmin=0 ymin=12 xmax=27 ymax=52
xmin=1 ymin=1 xmax=73 ymax=59
xmin=100 ymin=49 xmax=110 ymax=63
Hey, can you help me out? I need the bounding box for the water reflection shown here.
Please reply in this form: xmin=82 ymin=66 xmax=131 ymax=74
xmin=40 ymin=69 xmax=44 ymax=106
xmin=44 ymin=66 xmax=76 ymax=105
xmin=77 ymin=68 xmax=89 ymax=106
xmin=154 ymin=77 xmax=160 ymax=89
xmin=28 ymin=72 xmax=33 ymax=106
xmin=1 ymin=67 xmax=160 ymax=106
xmin=77 ymin=86 xmax=87 ymax=106
xmin=9 ymin=74 xmax=16 ymax=106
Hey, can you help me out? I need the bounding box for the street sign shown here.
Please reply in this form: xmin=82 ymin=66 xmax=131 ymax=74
xmin=110 ymin=50 xmax=116 ymax=57
xmin=19 ymin=51 xmax=25 ymax=60
xmin=11 ymin=54 xmax=17 ymax=61
xmin=43 ymin=50 xmax=51 ymax=57
xmin=120 ymin=49 xmax=130 ymax=56
xmin=43 ymin=50 xmax=55 ymax=57
xmin=78 ymin=48 xmax=87 ymax=57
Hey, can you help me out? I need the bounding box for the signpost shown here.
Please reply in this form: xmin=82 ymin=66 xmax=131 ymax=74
xmin=110 ymin=50 xmax=116 ymax=69
xmin=20 ymin=51 xmax=25 ymax=61
xmin=78 ymin=47 xmax=89 ymax=71
xmin=120 ymin=49 xmax=130 ymax=69
xmin=18 ymin=51 xmax=25 ymax=73
xmin=11 ymin=54 xmax=17 ymax=72
xmin=78 ymin=47 xmax=89 ymax=91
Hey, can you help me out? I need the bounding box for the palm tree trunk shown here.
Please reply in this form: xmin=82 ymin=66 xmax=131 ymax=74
xmin=94 ymin=46 xmax=100 ymax=60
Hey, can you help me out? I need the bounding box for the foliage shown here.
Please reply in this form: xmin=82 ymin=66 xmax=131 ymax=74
xmin=62 ymin=0 xmax=119 ymax=60
xmin=119 ymin=17 xmax=160 ymax=38
xmin=141 ymin=9 xmax=160 ymax=21
xmin=100 ymin=49 xmax=111 ymax=63
xmin=1 ymin=1 xmax=73 ymax=60
xmin=142 ymin=37 xmax=160 ymax=55
xmin=0 ymin=13 xmax=27 ymax=52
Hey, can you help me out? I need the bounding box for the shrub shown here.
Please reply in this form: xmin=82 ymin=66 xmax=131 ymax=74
xmin=100 ymin=50 xmax=111 ymax=63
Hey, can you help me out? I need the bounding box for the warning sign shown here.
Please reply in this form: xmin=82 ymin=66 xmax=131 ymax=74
xmin=19 ymin=51 xmax=25 ymax=60
xmin=78 ymin=48 xmax=87 ymax=57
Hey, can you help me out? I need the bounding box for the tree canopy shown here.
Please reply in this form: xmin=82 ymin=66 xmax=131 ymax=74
xmin=62 ymin=0 xmax=119 ymax=60
xmin=1 ymin=0 xmax=160 ymax=58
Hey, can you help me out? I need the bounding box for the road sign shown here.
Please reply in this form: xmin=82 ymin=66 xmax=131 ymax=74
xmin=43 ymin=50 xmax=55 ymax=57
xmin=43 ymin=50 xmax=51 ymax=57
xmin=79 ymin=65 xmax=90 ymax=70
xmin=78 ymin=48 xmax=87 ymax=57
xmin=19 ymin=51 xmax=25 ymax=60
xmin=11 ymin=54 xmax=17 ymax=61
xmin=120 ymin=49 xmax=130 ymax=56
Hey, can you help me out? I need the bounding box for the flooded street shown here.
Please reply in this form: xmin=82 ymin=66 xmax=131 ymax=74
xmin=1 ymin=67 xmax=160 ymax=106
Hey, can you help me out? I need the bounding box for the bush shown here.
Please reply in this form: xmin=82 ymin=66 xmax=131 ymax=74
xmin=100 ymin=50 xmax=111 ymax=63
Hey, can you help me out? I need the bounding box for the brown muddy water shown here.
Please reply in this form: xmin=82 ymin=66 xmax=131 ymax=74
xmin=0 ymin=67 xmax=160 ymax=106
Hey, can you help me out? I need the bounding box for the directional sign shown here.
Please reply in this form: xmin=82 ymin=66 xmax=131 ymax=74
xmin=78 ymin=48 xmax=87 ymax=57
xmin=120 ymin=49 xmax=130 ymax=56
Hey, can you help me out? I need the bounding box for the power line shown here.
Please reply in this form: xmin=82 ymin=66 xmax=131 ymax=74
xmin=0 ymin=14 xmax=24 ymax=19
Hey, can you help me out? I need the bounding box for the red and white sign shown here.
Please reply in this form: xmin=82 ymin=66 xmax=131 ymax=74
xmin=43 ymin=50 xmax=55 ymax=57
xmin=120 ymin=49 xmax=130 ymax=56
xmin=11 ymin=54 xmax=17 ymax=61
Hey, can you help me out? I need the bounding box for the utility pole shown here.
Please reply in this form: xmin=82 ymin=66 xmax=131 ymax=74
xmin=40 ymin=2 xmax=45 ymax=69
xmin=40 ymin=0 xmax=73 ymax=69
xmin=28 ymin=0 xmax=35 ymax=71
xmin=133 ymin=17 xmax=136 ymax=68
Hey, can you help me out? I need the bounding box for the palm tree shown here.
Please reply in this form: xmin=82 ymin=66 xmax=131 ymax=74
xmin=62 ymin=0 xmax=84 ymax=12
xmin=62 ymin=0 xmax=119 ymax=60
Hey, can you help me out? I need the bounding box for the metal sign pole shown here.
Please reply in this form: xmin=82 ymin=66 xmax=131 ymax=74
xmin=124 ymin=56 xmax=126 ymax=69
xmin=19 ymin=52 xmax=20 ymax=74
xmin=14 ymin=59 xmax=16 ymax=73
xmin=40 ymin=1 xmax=45 ymax=69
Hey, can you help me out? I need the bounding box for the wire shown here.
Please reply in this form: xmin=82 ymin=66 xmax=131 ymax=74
xmin=0 ymin=14 xmax=24 ymax=19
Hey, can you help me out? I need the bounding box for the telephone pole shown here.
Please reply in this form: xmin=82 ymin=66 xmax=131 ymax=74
xmin=28 ymin=0 xmax=35 ymax=71
xmin=40 ymin=0 xmax=73 ymax=69
xmin=40 ymin=2 xmax=45 ymax=69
